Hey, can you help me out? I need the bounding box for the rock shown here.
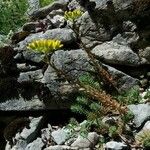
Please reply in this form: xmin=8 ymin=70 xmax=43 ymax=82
xmin=122 ymin=21 xmax=137 ymax=32
xmin=42 ymin=49 xmax=139 ymax=97
xmin=41 ymin=49 xmax=90 ymax=97
xmin=25 ymin=138 xmax=44 ymax=150
xmin=50 ymin=15 xmax=65 ymax=28
xmin=139 ymin=47 xmax=150 ymax=63
xmin=17 ymin=69 xmax=43 ymax=82
xmin=77 ymin=12 xmax=111 ymax=48
xmin=23 ymin=22 xmax=38 ymax=33
xmin=17 ymin=28 xmax=76 ymax=51
xmin=68 ymin=0 xmax=82 ymax=10
xmin=140 ymin=79 xmax=148 ymax=88
xmin=11 ymin=31 xmax=30 ymax=44
xmin=112 ymin=32 xmax=139 ymax=46
xmin=0 ymin=96 xmax=44 ymax=111
xmin=44 ymin=145 xmax=78 ymax=150
xmin=20 ymin=117 xmax=43 ymax=141
xmin=5 ymin=117 xmax=43 ymax=150
xmin=105 ymin=65 xmax=139 ymax=92
xmin=128 ymin=104 xmax=150 ymax=128
xmin=30 ymin=0 xmax=68 ymax=20
xmin=23 ymin=51 xmax=44 ymax=63
xmin=49 ymin=9 xmax=64 ymax=17
xmin=71 ymin=132 xmax=99 ymax=148
xmin=17 ymin=63 xmax=38 ymax=72
xmin=136 ymin=121 xmax=150 ymax=141
xmin=41 ymin=124 xmax=53 ymax=144
xmin=27 ymin=0 xmax=40 ymax=16
xmin=51 ymin=128 xmax=69 ymax=145
xmin=92 ymin=40 xmax=140 ymax=66
xmin=104 ymin=141 xmax=127 ymax=150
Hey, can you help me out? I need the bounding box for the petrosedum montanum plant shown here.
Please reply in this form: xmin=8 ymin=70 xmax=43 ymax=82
xmin=27 ymin=39 xmax=63 ymax=54
xmin=64 ymin=9 xmax=83 ymax=21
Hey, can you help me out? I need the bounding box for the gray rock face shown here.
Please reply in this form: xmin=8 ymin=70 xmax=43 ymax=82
xmin=128 ymin=104 xmax=150 ymax=128
xmin=106 ymin=65 xmax=139 ymax=92
xmin=139 ymin=47 xmax=150 ymax=64
xmin=42 ymin=49 xmax=139 ymax=95
xmin=71 ymin=132 xmax=99 ymax=148
xmin=5 ymin=117 xmax=43 ymax=150
xmin=17 ymin=69 xmax=43 ymax=82
xmin=136 ymin=121 xmax=150 ymax=139
xmin=92 ymin=41 xmax=140 ymax=66
xmin=30 ymin=0 xmax=68 ymax=19
xmin=23 ymin=51 xmax=44 ymax=63
xmin=51 ymin=129 xmax=69 ymax=145
xmin=68 ymin=0 xmax=82 ymax=10
xmin=25 ymin=138 xmax=44 ymax=150
xmin=17 ymin=28 xmax=76 ymax=51
xmin=27 ymin=0 xmax=40 ymax=16
xmin=104 ymin=141 xmax=127 ymax=150
xmin=0 ymin=97 xmax=44 ymax=111
xmin=77 ymin=12 xmax=111 ymax=48
xmin=50 ymin=15 xmax=65 ymax=28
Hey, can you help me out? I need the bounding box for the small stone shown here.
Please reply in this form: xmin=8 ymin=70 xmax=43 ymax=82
xmin=71 ymin=132 xmax=99 ymax=148
xmin=105 ymin=141 xmax=127 ymax=150
xmin=147 ymin=72 xmax=150 ymax=77
xmin=140 ymin=79 xmax=148 ymax=87
xmin=51 ymin=128 xmax=69 ymax=145
xmin=44 ymin=145 xmax=78 ymax=150
xmin=25 ymin=138 xmax=44 ymax=150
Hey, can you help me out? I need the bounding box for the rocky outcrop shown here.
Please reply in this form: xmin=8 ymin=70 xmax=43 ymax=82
xmin=1 ymin=0 xmax=150 ymax=110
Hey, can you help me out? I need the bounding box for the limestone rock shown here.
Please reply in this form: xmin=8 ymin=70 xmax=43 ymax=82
xmin=104 ymin=141 xmax=127 ymax=150
xmin=17 ymin=69 xmax=43 ymax=83
xmin=71 ymin=132 xmax=99 ymax=148
xmin=17 ymin=28 xmax=76 ymax=51
xmin=128 ymin=104 xmax=150 ymax=128
xmin=25 ymin=138 xmax=44 ymax=150
xmin=92 ymin=41 xmax=140 ymax=66
xmin=51 ymin=129 xmax=69 ymax=145
xmin=30 ymin=0 xmax=68 ymax=20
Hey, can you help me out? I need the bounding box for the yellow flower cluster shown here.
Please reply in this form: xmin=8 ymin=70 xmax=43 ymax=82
xmin=64 ymin=9 xmax=83 ymax=21
xmin=27 ymin=39 xmax=63 ymax=54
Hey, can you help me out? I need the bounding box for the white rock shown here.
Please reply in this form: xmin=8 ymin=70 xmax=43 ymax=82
xmin=105 ymin=141 xmax=127 ymax=150
xmin=44 ymin=145 xmax=78 ymax=150
xmin=25 ymin=138 xmax=44 ymax=150
xmin=0 ymin=97 xmax=44 ymax=111
xmin=71 ymin=132 xmax=99 ymax=148
xmin=92 ymin=41 xmax=140 ymax=66
xmin=51 ymin=128 xmax=69 ymax=145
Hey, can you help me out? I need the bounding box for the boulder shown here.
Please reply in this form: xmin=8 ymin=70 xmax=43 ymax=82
xmin=30 ymin=0 xmax=68 ymax=20
xmin=17 ymin=28 xmax=76 ymax=51
xmin=92 ymin=41 xmax=140 ymax=66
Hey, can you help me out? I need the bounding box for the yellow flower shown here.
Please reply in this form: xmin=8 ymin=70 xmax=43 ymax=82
xmin=27 ymin=39 xmax=63 ymax=54
xmin=64 ymin=9 xmax=83 ymax=21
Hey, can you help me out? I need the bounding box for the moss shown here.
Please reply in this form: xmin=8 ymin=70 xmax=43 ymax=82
xmin=0 ymin=77 xmax=19 ymax=102
xmin=3 ymin=117 xmax=30 ymax=146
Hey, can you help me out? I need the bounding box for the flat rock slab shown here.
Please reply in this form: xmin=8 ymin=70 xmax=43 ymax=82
xmin=0 ymin=97 xmax=44 ymax=111
xmin=128 ymin=104 xmax=150 ymax=128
